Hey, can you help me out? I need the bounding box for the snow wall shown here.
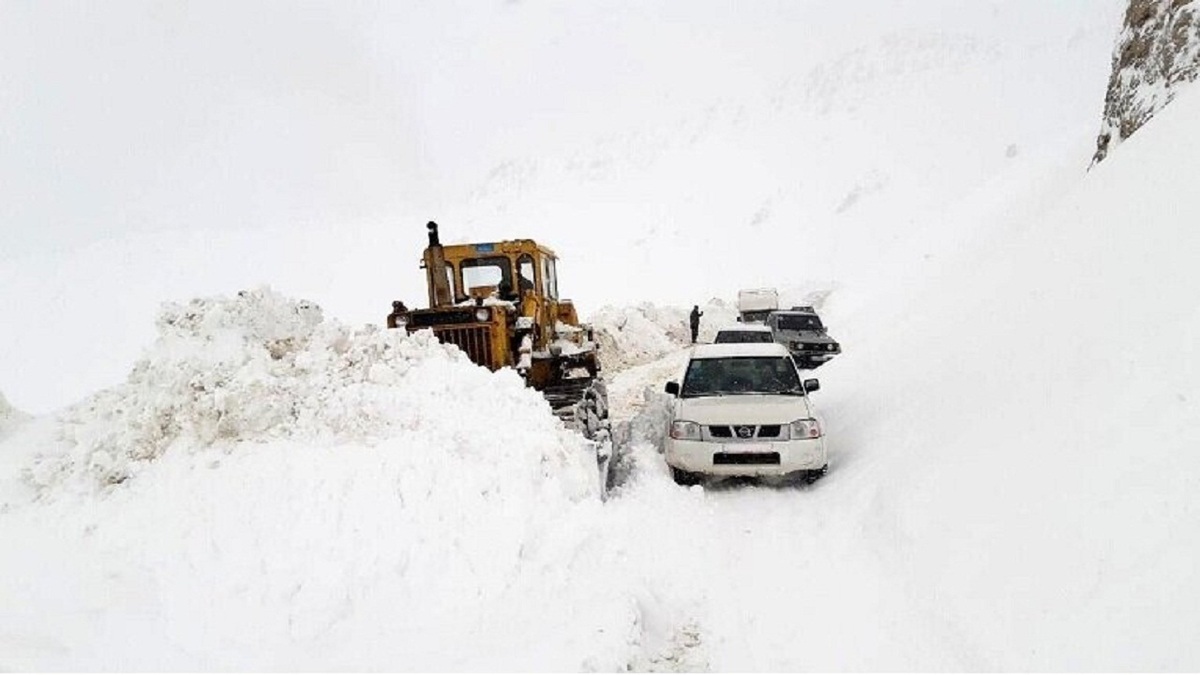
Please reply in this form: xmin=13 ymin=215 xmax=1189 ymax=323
xmin=0 ymin=287 xmax=630 ymax=670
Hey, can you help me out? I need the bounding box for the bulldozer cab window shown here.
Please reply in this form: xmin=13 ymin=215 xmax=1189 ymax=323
xmin=444 ymin=263 xmax=456 ymax=299
xmin=428 ymin=262 xmax=457 ymax=303
xmin=517 ymin=255 xmax=536 ymax=296
xmin=541 ymin=256 xmax=559 ymax=300
xmin=461 ymin=257 xmax=513 ymax=296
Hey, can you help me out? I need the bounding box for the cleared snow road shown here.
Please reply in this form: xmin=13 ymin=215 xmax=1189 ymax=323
xmin=575 ymin=349 xmax=972 ymax=671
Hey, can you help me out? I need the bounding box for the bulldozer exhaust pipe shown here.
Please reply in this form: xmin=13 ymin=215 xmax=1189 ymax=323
xmin=425 ymin=221 xmax=453 ymax=307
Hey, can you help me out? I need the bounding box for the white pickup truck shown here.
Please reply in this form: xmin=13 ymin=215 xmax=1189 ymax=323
xmin=662 ymin=342 xmax=828 ymax=486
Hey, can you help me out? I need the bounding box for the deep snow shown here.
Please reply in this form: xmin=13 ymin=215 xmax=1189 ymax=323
xmin=1 ymin=288 xmax=607 ymax=669
xmin=6 ymin=1 xmax=1200 ymax=671
xmin=4 ymin=81 xmax=1200 ymax=665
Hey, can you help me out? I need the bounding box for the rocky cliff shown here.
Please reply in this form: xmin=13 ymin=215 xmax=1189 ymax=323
xmin=1093 ymin=0 xmax=1200 ymax=164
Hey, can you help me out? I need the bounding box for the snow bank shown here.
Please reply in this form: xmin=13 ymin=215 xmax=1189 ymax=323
xmin=23 ymin=288 xmax=596 ymax=497
xmin=0 ymin=287 xmax=615 ymax=669
xmin=588 ymin=299 xmax=737 ymax=373
xmin=0 ymin=392 xmax=25 ymax=439
xmin=589 ymin=287 xmax=841 ymax=376
xmin=0 ymin=392 xmax=30 ymax=500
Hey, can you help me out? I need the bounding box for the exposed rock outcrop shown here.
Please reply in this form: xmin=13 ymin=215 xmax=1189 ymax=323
xmin=1093 ymin=0 xmax=1200 ymax=164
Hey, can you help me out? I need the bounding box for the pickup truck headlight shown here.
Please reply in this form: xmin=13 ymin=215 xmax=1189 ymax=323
xmin=474 ymin=308 xmax=490 ymax=322
xmin=788 ymin=418 xmax=822 ymax=439
xmin=669 ymin=420 xmax=702 ymax=441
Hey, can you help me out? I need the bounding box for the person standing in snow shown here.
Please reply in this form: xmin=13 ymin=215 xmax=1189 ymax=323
xmin=689 ymin=305 xmax=704 ymax=344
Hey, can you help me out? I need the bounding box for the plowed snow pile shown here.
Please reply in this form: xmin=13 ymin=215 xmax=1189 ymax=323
xmin=22 ymin=288 xmax=594 ymax=495
xmin=589 ymin=287 xmax=839 ymax=378
xmin=0 ymin=288 xmax=611 ymax=669
xmin=590 ymin=299 xmax=737 ymax=373
xmin=0 ymin=392 xmax=24 ymax=438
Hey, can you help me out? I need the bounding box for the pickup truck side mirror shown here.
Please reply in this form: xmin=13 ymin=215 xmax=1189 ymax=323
xmin=803 ymin=378 xmax=820 ymax=393
xmin=664 ymin=381 xmax=680 ymax=396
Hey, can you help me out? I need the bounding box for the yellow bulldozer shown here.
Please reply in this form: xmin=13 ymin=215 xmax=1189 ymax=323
xmin=387 ymin=222 xmax=612 ymax=477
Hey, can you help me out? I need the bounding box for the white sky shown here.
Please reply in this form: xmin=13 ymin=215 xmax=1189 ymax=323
xmin=2 ymin=1 xmax=1115 ymax=251
xmin=1 ymin=1 xmax=1123 ymax=412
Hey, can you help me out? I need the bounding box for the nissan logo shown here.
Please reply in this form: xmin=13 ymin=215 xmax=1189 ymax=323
xmin=736 ymin=425 xmax=754 ymax=439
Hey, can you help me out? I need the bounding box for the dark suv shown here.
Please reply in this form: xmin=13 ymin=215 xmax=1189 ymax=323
xmin=765 ymin=307 xmax=841 ymax=369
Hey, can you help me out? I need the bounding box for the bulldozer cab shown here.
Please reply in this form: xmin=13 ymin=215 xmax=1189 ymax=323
xmin=423 ymin=237 xmax=580 ymax=332
xmin=392 ymin=222 xmax=609 ymax=474
xmin=428 ymin=241 xmax=547 ymax=301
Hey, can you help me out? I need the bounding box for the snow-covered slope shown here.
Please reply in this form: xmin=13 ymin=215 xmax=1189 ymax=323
xmin=817 ymin=84 xmax=1200 ymax=669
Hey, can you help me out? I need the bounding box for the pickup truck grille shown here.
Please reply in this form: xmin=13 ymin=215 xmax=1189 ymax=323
xmin=708 ymin=424 xmax=781 ymax=440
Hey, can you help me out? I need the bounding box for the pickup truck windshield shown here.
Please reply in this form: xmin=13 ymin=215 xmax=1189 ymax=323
xmin=681 ymin=357 xmax=802 ymax=397
xmin=776 ymin=314 xmax=824 ymax=331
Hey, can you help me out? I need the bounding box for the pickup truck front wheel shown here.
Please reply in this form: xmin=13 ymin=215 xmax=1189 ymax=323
xmin=670 ymin=467 xmax=705 ymax=487
xmin=790 ymin=464 xmax=828 ymax=485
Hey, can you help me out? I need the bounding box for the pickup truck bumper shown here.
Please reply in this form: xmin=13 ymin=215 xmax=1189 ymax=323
xmin=665 ymin=437 xmax=827 ymax=477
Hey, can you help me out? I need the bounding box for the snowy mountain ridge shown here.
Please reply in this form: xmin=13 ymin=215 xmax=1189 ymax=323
xmin=1093 ymin=0 xmax=1200 ymax=162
